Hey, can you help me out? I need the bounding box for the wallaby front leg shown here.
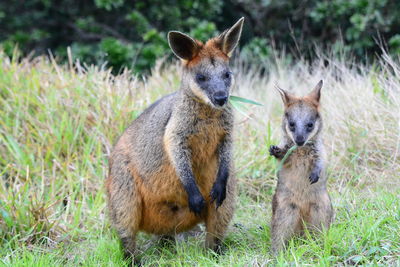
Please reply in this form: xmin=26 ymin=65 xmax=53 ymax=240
xmin=309 ymin=157 xmax=323 ymax=184
xmin=164 ymin=133 xmax=205 ymax=216
xmin=206 ymin=171 xmax=236 ymax=253
xmin=210 ymin=134 xmax=232 ymax=208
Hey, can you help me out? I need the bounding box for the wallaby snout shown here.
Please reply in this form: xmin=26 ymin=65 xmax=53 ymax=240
xmin=213 ymin=91 xmax=228 ymax=106
xmin=295 ymin=135 xmax=305 ymax=146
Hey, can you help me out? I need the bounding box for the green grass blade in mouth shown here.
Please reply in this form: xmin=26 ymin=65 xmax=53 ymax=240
xmin=229 ymin=95 xmax=263 ymax=118
xmin=229 ymin=95 xmax=263 ymax=106
xmin=229 ymin=98 xmax=252 ymax=119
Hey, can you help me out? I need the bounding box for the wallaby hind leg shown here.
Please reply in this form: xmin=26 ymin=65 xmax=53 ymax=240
xmin=205 ymin=177 xmax=236 ymax=253
xmin=106 ymin=160 xmax=142 ymax=261
xmin=119 ymin=233 xmax=138 ymax=260
xmin=205 ymin=201 xmax=234 ymax=253
xmin=308 ymin=193 xmax=333 ymax=231
xmin=271 ymin=199 xmax=301 ymax=255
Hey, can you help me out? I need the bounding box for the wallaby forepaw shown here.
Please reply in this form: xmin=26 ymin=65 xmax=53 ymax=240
xmin=269 ymin=145 xmax=282 ymax=158
xmin=188 ymin=193 xmax=205 ymax=216
xmin=309 ymin=171 xmax=320 ymax=184
xmin=210 ymin=182 xmax=226 ymax=208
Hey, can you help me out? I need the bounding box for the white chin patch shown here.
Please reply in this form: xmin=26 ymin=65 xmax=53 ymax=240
xmin=306 ymin=123 xmax=319 ymax=143
xmin=285 ymin=125 xmax=296 ymax=144
xmin=189 ymin=81 xmax=212 ymax=105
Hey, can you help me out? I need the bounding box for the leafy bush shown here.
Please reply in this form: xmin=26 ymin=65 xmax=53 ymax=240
xmin=1 ymin=0 xmax=400 ymax=72
xmin=240 ymin=37 xmax=271 ymax=66
xmin=0 ymin=0 xmax=222 ymax=73
xmin=309 ymin=0 xmax=399 ymax=56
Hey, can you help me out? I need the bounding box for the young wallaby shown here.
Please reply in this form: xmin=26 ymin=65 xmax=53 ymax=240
xmin=105 ymin=18 xmax=244 ymax=260
xmin=269 ymin=80 xmax=333 ymax=254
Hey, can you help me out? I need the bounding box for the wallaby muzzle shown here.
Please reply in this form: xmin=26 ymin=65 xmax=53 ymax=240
xmin=295 ymin=135 xmax=306 ymax=146
xmin=213 ymin=91 xmax=228 ymax=106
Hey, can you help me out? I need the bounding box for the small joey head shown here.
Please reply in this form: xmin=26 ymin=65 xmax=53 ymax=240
xmin=168 ymin=18 xmax=244 ymax=108
xmin=276 ymin=80 xmax=323 ymax=146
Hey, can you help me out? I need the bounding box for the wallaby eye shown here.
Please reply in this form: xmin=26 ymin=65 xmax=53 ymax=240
xmin=223 ymin=71 xmax=231 ymax=79
xmin=196 ymin=74 xmax=207 ymax=82
xmin=289 ymin=121 xmax=295 ymax=131
xmin=306 ymin=122 xmax=314 ymax=132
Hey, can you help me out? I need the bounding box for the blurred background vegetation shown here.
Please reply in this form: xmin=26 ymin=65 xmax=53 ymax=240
xmin=1 ymin=0 xmax=400 ymax=73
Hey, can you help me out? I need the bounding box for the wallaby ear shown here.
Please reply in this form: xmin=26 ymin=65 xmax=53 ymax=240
xmin=308 ymin=80 xmax=323 ymax=103
xmin=276 ymin=86 xmax=295 ymax=106
xmin=168 ymin=31 xmax=199 ymax=61
xmin=217 ymin=17 xmax=244 ymax=56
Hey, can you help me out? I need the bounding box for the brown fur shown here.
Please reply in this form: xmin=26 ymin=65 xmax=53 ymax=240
xmin=186 ymin=39 xmax=230 ymax=68
xmin=106 ymin=102 xmax=237 ymax=256
xmin=270 ymin=81 xmax=334 ymax=254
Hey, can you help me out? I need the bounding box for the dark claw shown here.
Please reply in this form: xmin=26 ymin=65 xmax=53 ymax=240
xmin=269 ymin=145 xmax=281 ymax=158
xmin=188 ymin=193 xmax=205 ymax=216
xmin=210 ymin=181 xmax=226 ymax=208
xmin=309 ymin=171 xmax=320 ymax=184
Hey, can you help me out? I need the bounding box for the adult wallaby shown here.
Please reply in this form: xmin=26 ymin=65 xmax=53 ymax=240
xmin=269 ymin=81 xmax=334 ymax=254
xmin=106 ymin=18 xmax=244 ymax=260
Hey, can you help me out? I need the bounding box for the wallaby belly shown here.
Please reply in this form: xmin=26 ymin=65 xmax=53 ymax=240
xmin=134 ymin=142 xmax=220 ymax=234
xmin=276 ymin=151 xmax=326 ymax=226
xmin=280 ymin=154 xmax=315 ymax=195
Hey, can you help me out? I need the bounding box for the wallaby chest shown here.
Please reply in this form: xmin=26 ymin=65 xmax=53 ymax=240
xmin=284 ymin=145 xmax=318 ymax=170
xmin=278 ymin=145 xmax=319 ymax=193
xmin=188 ymin=116 xmax=227 ymax=164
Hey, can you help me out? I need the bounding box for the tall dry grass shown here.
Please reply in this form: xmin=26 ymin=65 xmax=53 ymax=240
xmin=233 ymin=52 xmax=400 ymax=196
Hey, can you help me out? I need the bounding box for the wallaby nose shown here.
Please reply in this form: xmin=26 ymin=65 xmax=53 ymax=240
xmin=295 ymin=135 xmax=305 ymax=146
xmin=213 ymin=93 xmax=228 ymax=106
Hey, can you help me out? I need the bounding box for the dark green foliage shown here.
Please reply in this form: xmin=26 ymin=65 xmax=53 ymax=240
xmin=308 ymin=0 xmax=400 ymax=56
xmin=1 ymin=0 xmax=400 ymax=73
xmin=237 ymin=0 xmax=400 ymax=59
xmin=240 ymin=37 xmax=271 ymax=67
xmin=0 ymin=0 xmax=222 ymax=73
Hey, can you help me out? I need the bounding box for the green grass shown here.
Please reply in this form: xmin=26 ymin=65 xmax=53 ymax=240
xmin=1 ymin=51 xmax=399 ymax=266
